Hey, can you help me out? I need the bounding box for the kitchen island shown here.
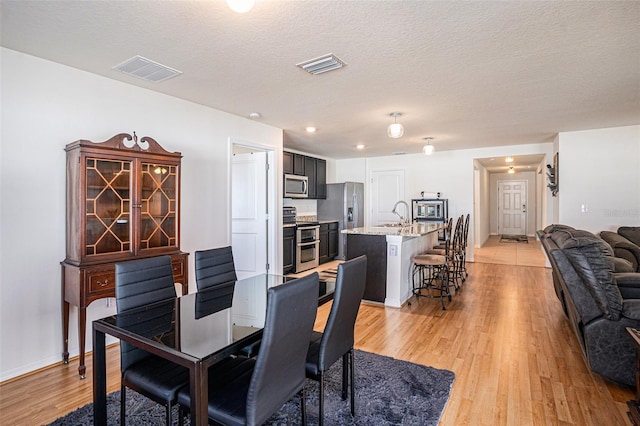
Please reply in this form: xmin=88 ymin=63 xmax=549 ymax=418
xmin=343 ymin=222 xmax=442 ymax=307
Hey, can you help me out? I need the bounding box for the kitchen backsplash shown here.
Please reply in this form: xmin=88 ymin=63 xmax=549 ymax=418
xmin=284 ymin=198 xmax=317 ymax=216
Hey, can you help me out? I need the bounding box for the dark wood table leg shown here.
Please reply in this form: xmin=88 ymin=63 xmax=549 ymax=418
xmin=62 ymin=300 xmax=70 ymax=364
xmin=92 ymin=325 xmax=107 ymax=426
xmin=190 ymin=362 xmax=209 ymax=426
xmin=78 ymin=306 xmax=87 ymax=379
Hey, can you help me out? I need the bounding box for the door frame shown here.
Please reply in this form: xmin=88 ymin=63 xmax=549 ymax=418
xmin=228 ymin=138 xmax=278 ymax=276
xmin=497 ymin=179 xmax=528 ymax=236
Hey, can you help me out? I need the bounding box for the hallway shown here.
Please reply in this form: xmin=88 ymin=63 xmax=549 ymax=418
xmin=473 ymin=235 xmax=547 ymax=267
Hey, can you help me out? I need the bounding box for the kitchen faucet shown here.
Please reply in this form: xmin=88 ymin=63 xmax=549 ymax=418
xmin=392 ymin=200 xmax=410 ymax=226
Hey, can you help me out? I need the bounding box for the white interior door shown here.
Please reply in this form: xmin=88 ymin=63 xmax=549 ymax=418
xmin=231 ymin=151 xmax=267 ymax=279
xmin=498 ymin=180 xmax=527 ymax=235
xmin=370 ymin=170 xmax=405 ymax=225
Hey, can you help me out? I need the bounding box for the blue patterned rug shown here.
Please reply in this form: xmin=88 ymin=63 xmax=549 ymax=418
xmin=48 ymin=350 xmax=455 ymax=425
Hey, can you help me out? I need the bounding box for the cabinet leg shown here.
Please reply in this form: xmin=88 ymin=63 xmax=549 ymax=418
xmin=62 ymin=300 xmax=70 ymax=364
xmin=77 ymin=307 xmax=86 ymax=379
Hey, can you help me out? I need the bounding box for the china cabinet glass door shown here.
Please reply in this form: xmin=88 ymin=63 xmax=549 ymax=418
xmin=85 ymin=158 xmax=132 ymax=256
xmin=140 ymin=162 xmax=178 ymax=250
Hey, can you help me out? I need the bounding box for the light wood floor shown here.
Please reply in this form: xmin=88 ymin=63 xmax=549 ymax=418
xmin=474 ymin=235 xmax=547 ymax=267
xmin=0 ymin=261 xmax=634 ymax=425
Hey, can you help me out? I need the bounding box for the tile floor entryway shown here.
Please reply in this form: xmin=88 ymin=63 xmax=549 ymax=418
xmin=473 ymin=235 xmax=547 ymax=267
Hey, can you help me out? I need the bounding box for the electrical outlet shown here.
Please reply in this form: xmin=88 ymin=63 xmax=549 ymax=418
xmin=389 ymin=244 xmax=398 ymax=256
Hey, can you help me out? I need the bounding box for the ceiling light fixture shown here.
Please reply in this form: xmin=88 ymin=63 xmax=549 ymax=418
xmin=422 ymin=137 xmax=435 ymax=155
xmin=508 ymin=166 xmax=515 ymax=174
xmin=305 ymin=126 xmax=317 ymax=133
xmin=387 ymin=113 xmax=404 ymax=138
xmin=248 ymin=112 xmax=261 ymax=119
xmin=356 ymin=144 xmax=365 ymax=150
xmin=226 ymin=0 xmax=255 ymax=13
xmin=505 ymin=156 xmax=514 ymax=163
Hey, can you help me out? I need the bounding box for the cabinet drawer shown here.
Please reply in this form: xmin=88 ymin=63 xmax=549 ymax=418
xmin=87 ymin=269 xmax=115 ymax=293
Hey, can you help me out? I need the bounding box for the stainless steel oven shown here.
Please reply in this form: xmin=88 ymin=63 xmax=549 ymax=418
xmin=296 ymin=224 xmax=319 ymax=272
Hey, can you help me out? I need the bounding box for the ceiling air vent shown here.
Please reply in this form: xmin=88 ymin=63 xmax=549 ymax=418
xmin=296 ymin=54 xmax=346 ymax=75
xmin=112 ymin=55 xmax=182 ymax=83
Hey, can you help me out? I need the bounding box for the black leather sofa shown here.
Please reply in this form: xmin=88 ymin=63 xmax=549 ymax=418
xmin=600 ymin=227 xmax=640 ymax=272
xmin=538 ymin=225 xmax=640 ymax=386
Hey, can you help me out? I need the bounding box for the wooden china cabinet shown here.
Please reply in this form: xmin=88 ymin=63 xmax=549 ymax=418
xmin=61 ymin=133 xmax=188 ymax=378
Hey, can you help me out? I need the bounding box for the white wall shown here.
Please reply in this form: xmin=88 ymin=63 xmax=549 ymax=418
xmin=474 ymin=161 xmax=491 ymax=247
xmin=557 ymin=125 xmax=640 ymax=232
xmin=0 ymin=48 xmax=283 ymax=380
xmin=334 ymin=143 xmax=555 ymax=259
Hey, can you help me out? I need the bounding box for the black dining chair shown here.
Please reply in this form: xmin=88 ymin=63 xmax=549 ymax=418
xmin=194 ymin=246 xmax=237 ymax=291
xmin=305 ymin=255 xmax=367 ymax=425
xmin=177 ymin=272 xmax=320 ymax=425
xmin=115 ymin=255 xmax=189 ymax=426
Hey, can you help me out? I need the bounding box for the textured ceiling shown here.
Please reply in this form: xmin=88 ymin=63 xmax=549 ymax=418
xmin=1 ymin=1 xmax=639 ymax=159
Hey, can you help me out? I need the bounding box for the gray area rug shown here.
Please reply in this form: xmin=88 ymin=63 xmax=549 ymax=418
xmin=48 ymin=350 xmax=454 ymax=425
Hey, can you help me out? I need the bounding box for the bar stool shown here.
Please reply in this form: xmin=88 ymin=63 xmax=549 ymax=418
xmin=424 ymin=215 xmax=464 ymax=291
xmin=411 ymin=235 xmax=453 ymax=310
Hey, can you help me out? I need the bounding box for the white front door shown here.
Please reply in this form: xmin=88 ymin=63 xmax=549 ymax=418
xmin=370 ymin=170 xmax=405 ymax=225
xmin=498 ymin=180 xmax=527 ymax=235
xmin=231 ymin=151 xmax=268 ymax=279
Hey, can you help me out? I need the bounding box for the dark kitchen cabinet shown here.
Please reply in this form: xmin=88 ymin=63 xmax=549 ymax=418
xmin=305 ymin=156 xmax=317 ymax=199
xmin=319 ymin=223 xmax=329 ymax=264
xmin=283 ymin=150 xmax=326 ymax=199
xmin=293 ymin=153 xmax=305 ymax=176
xmin=328 ymin=222 xmax=339 ymax=259
xmin=319 ymin=221 xmax=339 ymax=265
xmin=283 ymin=151 xmax=294 ymax=174
xmin=316 ymin=159 xmax=326 ymax=199
xmin=283 ymin=226 xmax=296 ymax=274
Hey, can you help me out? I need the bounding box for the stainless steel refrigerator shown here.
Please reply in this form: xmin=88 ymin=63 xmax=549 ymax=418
xmin=317 ymin=182 xmax=364 ymax=260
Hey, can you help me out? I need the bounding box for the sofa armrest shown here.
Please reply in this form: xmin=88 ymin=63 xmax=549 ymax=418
xmin=622 ymin=300 xmax=640 ymax=320
xmin=616 ymin=273 xmax=640 ymax=299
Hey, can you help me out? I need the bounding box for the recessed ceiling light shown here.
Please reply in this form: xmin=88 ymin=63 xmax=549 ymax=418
xmin=249 ymin=112 xmax=261 ymax=119
xmin=305 ymin=127 xmax=317 ymax=133
xmin=226 ymin=0 xmax=255 ymax=13
xmin=505 ymin=156 xmax=514 ymax=163
xmin=356 ymin=144 xmax=365 ymax=150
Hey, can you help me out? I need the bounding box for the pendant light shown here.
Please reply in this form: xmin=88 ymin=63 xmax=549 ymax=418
xmin=387 ymin=112 xmax=404 ymax=138
xmin=422 ymin=137 xmax=435 ymax=155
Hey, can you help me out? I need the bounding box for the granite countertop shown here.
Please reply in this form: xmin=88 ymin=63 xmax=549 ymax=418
xmin=318 ymin=219 xmax=340 ymax=224
xmin=342 ymin=222 xmax=442 ymax=237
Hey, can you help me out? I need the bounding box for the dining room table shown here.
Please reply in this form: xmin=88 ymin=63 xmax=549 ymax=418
xmin=92 ymin=273 xmax=335 ymax=426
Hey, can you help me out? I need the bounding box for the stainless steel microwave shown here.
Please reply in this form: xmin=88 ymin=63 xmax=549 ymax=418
xmin=413 ymin=199 xmax=447 ymax=220
xmin=284 ymin=174 xmax=308 ymax=198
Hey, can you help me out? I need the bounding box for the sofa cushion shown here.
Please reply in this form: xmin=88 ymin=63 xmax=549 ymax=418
xmin=619 ymin=227 xmax=640 ymax=247
xmin=622 ymin=300 xmax=640 ymax=321
xmin=613 ymin=257 xmax=635 ymax=273
xmin=552 ymin=229 xmax=622 ymax=320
